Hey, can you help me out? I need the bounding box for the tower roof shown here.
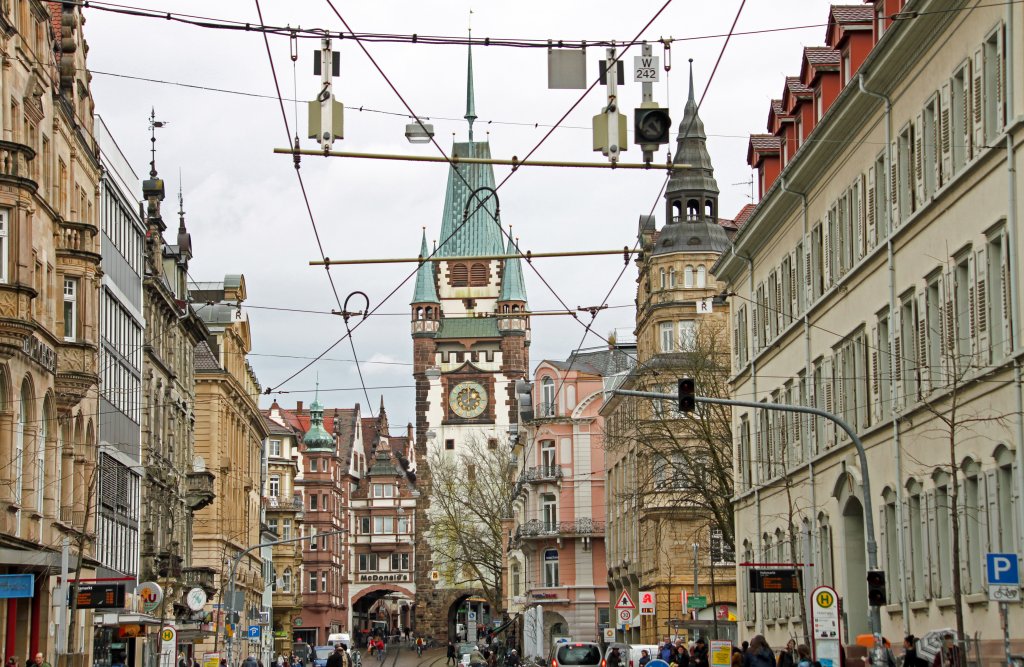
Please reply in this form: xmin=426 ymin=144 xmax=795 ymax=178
xmin=303 ymin=386 xmax=335 ymax=451
xmin=434 ymin=39 xmax=503 ymax=259
xmin=498 ymin=232 xmax=527 ymax=302
xmin=411 ymin=229 xmax=440 ymax=304
xmin=667 ymin=60 xmax=719 ymax=196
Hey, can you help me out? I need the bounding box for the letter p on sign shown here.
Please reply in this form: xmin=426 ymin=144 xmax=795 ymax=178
xmin=986 ymin=553 xmax=1020 ymax=585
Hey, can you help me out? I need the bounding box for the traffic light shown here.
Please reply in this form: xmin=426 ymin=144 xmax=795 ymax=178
xmin=867 ymin=570 xmax=886 ymax=606
xmin=634 ymin=108 xmax=672 ymax=146
xmin=678 ymin=377 xmax=696 ymax=413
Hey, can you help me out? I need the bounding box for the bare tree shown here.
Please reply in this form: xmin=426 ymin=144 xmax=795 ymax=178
xmin=604 ymin=318 xmax=735 ymax=553
xmin=427 ymin=435 xmax=516 ymax=607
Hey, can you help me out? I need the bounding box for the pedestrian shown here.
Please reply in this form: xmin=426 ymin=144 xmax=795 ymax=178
xmin=194 ymin=657 xmax=201 ymax=667
xmin=777 ymin=640 xmax=795 ymax=667
xmin=731 ymin=648 xmax=743 ymax=667
xmin=328 ymin=643 xmax=351 ymax=667
xmin=931 ymin=634 xmax=960 ymax=667
xmin=242 ymin=656 xmax=259 ymax=667
xmin=638 ymin=651 xmax=651 ymax=667
xmin=674 ymin=643 xmax=690 ymax=667
xmin=743 ymin=636 xmax=775 ymax=667
xmin=32 ymin=654 xmax=50 ymax=667
xmin=740 ymin=643 xmax=749 ymax=656
xmin=447 ymin=642 xmax=458 ymax=667
xmin=902 ymin=636 xmax=925 ymax=667
xmin=869 ymin=635 xmax=896 ymax=667
xmin=795 ymin=646 xmax=811 ymax=667
xmin=692 ymin=639 xmax=709 ymax=667
xmin=660 ymin=643 xmax=675 ymax=662
xmin=506 ymin=650 xmax=521 ymax=667
xmin=607 ymin=648 xmax=623 ymax=667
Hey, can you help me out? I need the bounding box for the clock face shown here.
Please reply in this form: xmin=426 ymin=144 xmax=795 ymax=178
xmin=449 ymin=381 xmax=487 ymax=419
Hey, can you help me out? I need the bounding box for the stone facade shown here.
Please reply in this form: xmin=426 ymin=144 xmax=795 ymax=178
xmin=0 ymin=1 xmax=103 ymax=662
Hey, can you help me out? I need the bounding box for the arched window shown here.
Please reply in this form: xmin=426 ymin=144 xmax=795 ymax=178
xmin=659 ymin=269 xmax=666 ymax=289
xmin=450 ymin=263 xmax=469 ymax=287
xmin=541 ymin=377 xmax=555 ymax=416
xmin=282 ymin=567 xmax=292 ymax=592
xmin=13 ymin=381 xmax=28 ymax=533
xmin=425 ymin=306 xmax=433 ymax=319
xmin=684 ymin=266 xmax=695 ymax=288
xmin=705 ymin=199 xmax=716 ymax=220
xmin=672 ymin=201 xmax=682 ymax=222
xmin=687 ymin=199 xmax=700 ymax=221
xmin=669 ymin=267 xmax=677 ymax=287
xmin=696 ymin=265 xmax=707 ymax=288
xmin=469 ymin=263 xmax=488 ymax=286
xmin=38 ymin=403 xmax=49 ymax=512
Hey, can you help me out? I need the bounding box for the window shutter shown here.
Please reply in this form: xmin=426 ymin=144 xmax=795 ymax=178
xmin=996 ymin=26 xmax=1006 ymax=128
xmin=973 ymin=49 xmax=984 ymax=152
xmin=804 ymin=246 xmax=813 ymax=297
xmin=940 ymin=83 xmax=952 ymax=183
xmin=902 ymin=499 xmax=916 ymax=599
xmin=957 ymin=485 xmax=970 ymax=593
xmin=974 ymin=247 xmax=989 ymax=365
xmin=823 ymin=356 xmax=835 ymax=447
xmin=944 ymin=270 xmax=956 ymax=361
xmin=855 ymin=176 xmax=865 ymax=260
xmin=775 ymin=271 xmax=783 ymax=332
xmin=890 ymin=141 xmax=900 ymax=227
xmin=751 ymin=300 xmax=759 ymax=352
xmin=985 ymin=470 xmax=999 ymax=558
xmin=917 ymin=292 xmax=929 ymax=394
xmin=1000 ymin=237 xmax=1012 ymax=354
xmin=870 ymin=324 xmax=881 ymax=422
xmin=867 ymin=166 xmax=877 ymax=248
xmin=967 ymin=253 xmax=978 ymax=363
xmin=925 ymin=491 xmax=938 ymax=599
xmin=822 ymin=217 xmax=832 ymax=288
xmin=790 ymin=251 xmax=798 ymax=319
xmin=914 ymin=114 xmax=925 ymax=209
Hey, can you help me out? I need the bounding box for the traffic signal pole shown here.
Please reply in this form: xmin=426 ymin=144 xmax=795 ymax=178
xmin=612 ymin=388 xmax=882 ymax=636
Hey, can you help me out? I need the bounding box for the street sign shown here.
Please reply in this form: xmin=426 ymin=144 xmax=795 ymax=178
xmin=160 ymin=626 xmax=176 ymax=644
xmin=247 ymin=626 xmax=261 ymax=639
xmin=186 ymin=588 xmax=208 ymax=611
xmin=811 ymin=585 xmax=841 ymax=667
xmin=987 ymin=553 xmax=1020 ymax=601
xmin=468 ymin=611 xmax=477 ymax=622
xmin=750 ymin=568 xmax=802 ymax=593
xmin=603 ymin=628 xmax=615 ymax=642
xmin=0 ymin=574 xmax=34 ymax=599
xmin=614 ymin=590 xmax=636 ymax=609
xmin=639 ymin=591 xmax=655 ymax=616
xmin=633 ymin=55 xmax=660 ymax=82
xmin=686 ymin=595 xmax=707 ymax=609
xmin=617 ymin=608 xmax=635 ymax=624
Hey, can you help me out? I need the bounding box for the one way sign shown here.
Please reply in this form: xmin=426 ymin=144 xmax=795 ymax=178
xmin=615 ymin=590 xmax=636 ymax=609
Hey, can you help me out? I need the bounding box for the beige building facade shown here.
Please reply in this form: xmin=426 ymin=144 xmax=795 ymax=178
xmin=714 ymin=0 xmax=1024 ymax=660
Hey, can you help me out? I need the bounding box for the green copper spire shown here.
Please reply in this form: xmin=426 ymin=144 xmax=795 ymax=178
xmin=466 ymin=31 xmax=477 ymax=142
xmin=499 ymin=230 xmax=527 ymax=303
xmin=303 ymin=382 xmax=335 ymax=451
xmin=411 ymin=229 xmax=440 ymax=304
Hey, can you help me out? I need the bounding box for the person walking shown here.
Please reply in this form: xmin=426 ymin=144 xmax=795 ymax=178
xmin=660 ymin=643 xmax=675 ymax=662
xmin=869 ymin=635 xmax=896 ymax=667
xmin=674 ymin=644 xmax=690 ymax=667
xmin=607 ymin=648 xmax=623 ymax=667
xmin=692 ymin=639 xmax=709 ymax=667
xmin=795 ymin=646 xmax=811 ymax=667
xmin=638 ymin=651 xmax=651 ymax=667
xmin=328 ymin=643 xmax=352 ymax=667
xmin=416 ymin=636 xmax=425 ymax=657
xmin=447 ymin=643 xmax=458 ymax=667
xmin=902 ymin=636 xmax=926 ymax=667
xmin=777 ymin=640 xmax=796 ymax=667
xmin=931 ymin=634 xmax=960 ymax=667
xmin=506 ymin=650 xmax=521 ymax=667
xmin=743 ymin=636 xmax=775 ymax=667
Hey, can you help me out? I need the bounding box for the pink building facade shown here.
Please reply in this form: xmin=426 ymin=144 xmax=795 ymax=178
xmin=507 ymin=346 xmax=634 ymax=644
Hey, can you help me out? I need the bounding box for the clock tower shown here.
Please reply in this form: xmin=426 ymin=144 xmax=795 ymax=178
xmin=410 ymin=40 xmax=530 ymax=638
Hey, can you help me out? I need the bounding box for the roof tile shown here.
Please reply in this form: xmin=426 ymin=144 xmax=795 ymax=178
xmin=194 ymin=341 xmax=221 ymax=372
xmin=786 ymin=76 xmax=813 ymax=96
xmin=831 ymin=4 xmax=874 ymax=23
xmin=750 ymin=134 xmax=781 ymax=152
xmin=804 ymin=46 xmax=841 ymax=66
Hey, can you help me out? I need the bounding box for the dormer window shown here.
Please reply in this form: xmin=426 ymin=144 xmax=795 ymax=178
xmin=451 ymin=263 xmax=469 ymax=286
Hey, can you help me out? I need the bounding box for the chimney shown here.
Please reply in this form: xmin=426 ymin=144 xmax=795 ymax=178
xmin=297 ymin=401 xmax=304 ymax=413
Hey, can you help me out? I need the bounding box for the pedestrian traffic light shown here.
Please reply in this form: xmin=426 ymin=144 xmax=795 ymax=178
xmin=678 ymin=377 xmax=696 ymax=413
xmin=867 ymin=570 xmax=886 ymax=606
xmin=634 ymin=108 xmax=672 ymax=146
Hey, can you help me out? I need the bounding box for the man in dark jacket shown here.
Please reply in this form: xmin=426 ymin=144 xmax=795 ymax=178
xmin=692 ymin=639 xmax=709 ymax=667
xmin=327 ymin=644 xmax=351 ymax=667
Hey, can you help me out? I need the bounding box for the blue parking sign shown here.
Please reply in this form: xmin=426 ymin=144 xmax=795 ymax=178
xmin=248 ymin=625 xmax=261 ymax=639
xmin=986 ymin=553 xmax=1020 ymax=585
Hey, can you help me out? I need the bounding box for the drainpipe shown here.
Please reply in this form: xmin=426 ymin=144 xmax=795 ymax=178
xmin=779 ymin=175 xmax=819 ymax=589
xmin=731 ymin=244 xmax=762 ymax=633
xmin=858 ymin=72 xmax=910 ymax=631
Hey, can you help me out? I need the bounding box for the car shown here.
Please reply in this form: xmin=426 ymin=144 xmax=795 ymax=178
xmin=550 ymin=642 xmax=602 ymax=667
xmin=312 ymin=646 xmax=335 ymax=667
xmin=328 ymin=634 xmax=352 ymax=648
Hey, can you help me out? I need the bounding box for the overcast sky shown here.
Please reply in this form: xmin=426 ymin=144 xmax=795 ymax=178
xmin=85 ymin=0 xmax=837 ymax=428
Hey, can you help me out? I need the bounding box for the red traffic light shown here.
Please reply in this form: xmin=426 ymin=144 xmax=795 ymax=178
xmin=678 ymin=377 xmax=696 ymax=413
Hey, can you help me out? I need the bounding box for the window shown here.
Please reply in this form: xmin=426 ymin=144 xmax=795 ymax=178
xmin=874 ymin=154 xmax=888 ymax=241
xmin=282 ymin=519 xmax=292 ymax=540
xmin=268 ymin=475 xmax=280 ymax=498
xmin=684 ymin=265 xmax=694 ymax=288
xmin=359 ymin=553 xmax=379 ymax=572
xmin=541 ymin=377 xmax=555 ymax=416
xmin=541 ymin=493 xmax=557 ymax=531
xmin=935 ymin=480 xmax=953 ymax=597
xmin=269 ymin=439 xmax=281 ymax=457
xmin=390 ymin=553 xmax=410 ymax=570
xmin=842 ymin=51 xmax=851 ymax=85
xmin=815 ymin=90 xmax=823 ymax=121
xmin=309 ymin=527 xmax=318 ymax=550
xmin=450 ymin=263 xmax=468 ymax=286
xmin=882 ymin=493 xmax=900 ymax=602
xmin=696 ymin=265 xmax=707 ymax=288
xmin=444 ymin=438 xmax=455 ymax=450
xmin=877 ymin=313 xmax=892 ymax=421
xmin=487 ymin=437 xmax=498 ymax=449
xmin=372 ymin=484 xmax=395 ymax=498
xmin=543 ymin=549 xmax=559 ymax=587
xmin=310 ymin=494 xmax=318 ymax=511
xmin=900 ymin=297 xmax=918 ymax=402
xmin=63 ymin=278 xmax=77 ymax=341
xmin=954 ymin=253 xmax=971 ymax=367
xmin=310 ymin=457 xmax=318 ymax=472
xmin=677 ymin=320 xmax=696 ymax=352
xmin=987 ymin=230 xmax=1010 ymax=358
xmin=309 ymin=571 xmax=317 ymax=593
xmin=897 ymin=125 xmax=913 ymax=222
xmin=962 ymin=462 xmax=983 ymax=591
xmin=951 ymin=64 xmax=969 ymax=173
xmin=469 ymin=263 xmax=488 ymax=286
xmin=282 ymin=567 xmax=292 ymax=592
xmin=360 ymin=517 xmax=371 ymax=534
xmin=923 ymin=96 xmax=938 ymax=200
xmin=669 ymin=267 xmax=676 ymax=287
xmin=660 ymin=322 xmax=674 ymax=353
xmin=0 ymin=209 xmax=8 ymax=283
xmin=541 ymin=440 xmax=556 ymax=469
xmin=811 ymin=225 xmax=824 ymax=299
xmin=268 ymin=518 xmax=278 ymax=535
xmin=373 ymin=516 xmax=394 ymax=534
xmin=735 ymin=306 xmax=749 ymax=368
xmin=983 ymin=27 xmax=1006 ymax=143
xmin=908 ymin=486 xmax=925 ymax=599
xmin=321 ymin=571 xmax=328 ymax=592
xmin=322 ymin=493 xmax=329 ymax=512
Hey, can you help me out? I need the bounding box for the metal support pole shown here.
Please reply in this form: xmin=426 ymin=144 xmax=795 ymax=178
xmin=605 ymin=45 xmax=620 ymax=164
xmin=55 ymin=538 xmax=70 ymax=655
xmin=225 ymin=530 xmax=346 ymax=667
xmin=612 ymin=389 xmax=883 ymax=635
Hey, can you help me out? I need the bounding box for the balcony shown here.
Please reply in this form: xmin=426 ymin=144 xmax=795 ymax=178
xmin=517 ymin=518 xmax=605 ymax=540
xmin=0 ymin=140 xmax=37 ymax=191
xmin=519 ymin=465 xmax=562 ymax=484
xmin=534 ymin=402 xmax=557 ymax=419
xmin=186 ymin=470 xmax=216 ymax=511
xmin=56 ymin=341 xmax=99 ymax=414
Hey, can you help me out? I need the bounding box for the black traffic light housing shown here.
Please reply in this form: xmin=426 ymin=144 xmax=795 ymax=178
xmin=634 ymin=108 xmax=672 ymax=146
xmin=678 ymin=377 xmax=696 ymax=413
xmin=867 ymin=570 xmax=886 ymax=606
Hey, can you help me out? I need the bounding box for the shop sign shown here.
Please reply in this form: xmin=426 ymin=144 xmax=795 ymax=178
xmin=118 ymin=625 xmax=144 ymax=639
xmin=355 ymin=573 xmax=410 ymax=583
xmin=0 ymin=574 xmax=34 ymax=599
xmin=137 ymin=581 xmax=164 ymax=613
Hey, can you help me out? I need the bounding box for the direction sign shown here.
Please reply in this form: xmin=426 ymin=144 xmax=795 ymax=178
xmin=639 ymin=591 xmax=655 ymax=616
xmin=247 ymin=626 xmax=261 ymax=639
xmin=615 ymin=590 xmax=636 ymax=609
xmin=686 ymin=595 xmax=707 ymax=609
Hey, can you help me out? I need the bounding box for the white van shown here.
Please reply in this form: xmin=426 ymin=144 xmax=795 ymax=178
xmin=327 ymin=633 xmax=352 ymax=648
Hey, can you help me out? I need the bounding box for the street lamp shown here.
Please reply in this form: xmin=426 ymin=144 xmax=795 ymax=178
xmin=405 ymin=119 xmax=435 ymax=144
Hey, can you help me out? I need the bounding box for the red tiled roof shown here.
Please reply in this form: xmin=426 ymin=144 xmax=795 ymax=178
xmin=804 ymin=46 xmax=841 ymax=66
xmin=771 ymin=99 xmax=785 ymax=116
xmin=750 ymin=134 xmax=781 ymax=152
xmin=830 ymin=4 xmax=874 ymax=23
xmin=274 ymin=406 xmax=357 ymax=446
xmin=732 ymin=204 xmax=757 ymax=229
xmin=786 ymin=76 xmax=813 ymax=96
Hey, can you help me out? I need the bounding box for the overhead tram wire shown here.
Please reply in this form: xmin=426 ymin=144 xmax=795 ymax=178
xmin=265 ymin=0 xmax=674 ymax=393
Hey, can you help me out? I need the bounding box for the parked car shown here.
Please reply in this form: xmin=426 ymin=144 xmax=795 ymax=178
xmin=550 ymin=643 xmax=602 ymax=667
